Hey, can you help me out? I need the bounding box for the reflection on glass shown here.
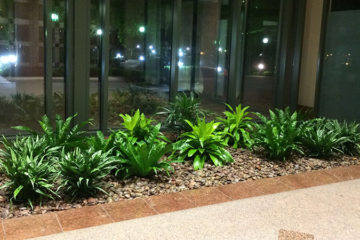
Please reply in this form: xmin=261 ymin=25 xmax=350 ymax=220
xmin=178 ymin=0 xmax=194 ymax=92
xmin=90 ymin=0 xmax=101 ymax=129
xmin=178 ymin=0 xmax=230 ymax=112
xmin=242 ymin=0 xmax=280 ymax=113
xmin=197 ymin=0 xmax=230 ymax=110
xmin=51 ymin=0 xmax=66 ymax=119
xmin=318 ymin=2 xmax=360 ymax=121
xmin=0 ymin=0 xmax=44 ymax=134
xmin=107 ymin=0 xmax=172 ymax=128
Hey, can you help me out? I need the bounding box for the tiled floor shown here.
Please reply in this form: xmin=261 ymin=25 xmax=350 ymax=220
xmin=102 ymin=198 xmax=157 ymax=222
xmin=278 ymin=229 xmax=314 ymax=240
xmin=0 ymin=165 xmax=359 ymax=240
xmin=34 ymin=178 xmax=360 ymax=240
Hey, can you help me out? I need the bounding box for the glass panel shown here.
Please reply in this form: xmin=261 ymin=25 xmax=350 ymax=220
xmin=332 ymin=0 xmax=360 ymax=11
xmin=215 ymin=0 xmax=231 ymax=100
xmin=196 ymin=0 xmax=230 ymax=112
xmin=51 ymin=0 xmax=66 ymax=119
xmin=242 ymin=0 xmax=281 ymax=113
xmin=0 ymin=0 xmax=44 ymax=134
xmin=178 ymin=0 xmax=194 ymax=92
xmin=107 ymin=0 xmax=172 ymax=128
xmin=318 ymin=3 xmax=360 ymax=121
xmin=90 ymin=0 xmax=101 ymax=129
xmin=178 ymin=0 xmax=231 ymax=113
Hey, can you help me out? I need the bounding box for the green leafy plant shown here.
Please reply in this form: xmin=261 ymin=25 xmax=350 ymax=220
xmin=300 ymin=119 xmax=348 ymax=158
xmin=115 ymin=135 xmax=173 ymax=178
xmin=87 ymin=131 xmax=115 ymax=153
xmin=158 ymin=92 xmax=206 ymax=131
xmin=0 ymin=136 xmax=59 ymax=207
xmin=253 ymin=108 xmax=303 ymax=160
xmin=58 ymin=148 xmax=117 ymax=198
xmin=218 ymin=104 xmax=254 ymax=149
xmin=119 ymin=109 xmax=166 ymax=142
xmin=328 ymin=120 xmax=360 ymax=156
xmin=12 ymin=114 xmax=91 ymax=151
xmin=173 ymin=119 xmax=233 ymax=170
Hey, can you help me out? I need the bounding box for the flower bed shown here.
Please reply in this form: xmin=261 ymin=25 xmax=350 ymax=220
xmin=0 ymin=93 xmax=360 ymax=220
xmin=0 ymin=149 xmax=359 ymax=219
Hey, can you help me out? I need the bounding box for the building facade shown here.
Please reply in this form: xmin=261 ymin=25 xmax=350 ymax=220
xmin=0 ymin=0 xmax=358 ymax=135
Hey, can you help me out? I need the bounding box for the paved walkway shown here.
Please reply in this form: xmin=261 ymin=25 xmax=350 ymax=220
xmin=33 ymin=179 xmax=360 ymax=240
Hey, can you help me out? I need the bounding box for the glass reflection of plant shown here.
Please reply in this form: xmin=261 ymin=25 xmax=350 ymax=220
xmin=0 ymin=0 xmax=12 ymax=40
xmin=0 ymin=94 xmax=44 ymax=132
xmin=108 ymin=86 xmax=166 ymax=127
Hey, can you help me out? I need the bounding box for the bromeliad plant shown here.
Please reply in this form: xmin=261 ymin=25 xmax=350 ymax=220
xmin=0 ymin=136 xmax=59 ymax=207
xmin=158 ymin=92 xmax=206 ymax=131
xmin=253 ymin=108 xmax=303 ymax=160
xmin=328 ymin=120 xmax=360 ymax=156
xmin=218 ymin=104 xmax=253 ymax=149
xmin=173 ymin=119 xmax=233 ymax=170
xmin=58 ymin=148 xmax=118 ymax=198
xmin=114 ymin=134 xmax=173 ymax=178
xmin=300 ymin=118 xmax=348 ymax=158
xmin=87 ymin=131 xmax=115 ymax=153
xmin=13 ymin=114 xmax=91 ymax=151
xmin=119 ymin=109 xmax=165 ymax=142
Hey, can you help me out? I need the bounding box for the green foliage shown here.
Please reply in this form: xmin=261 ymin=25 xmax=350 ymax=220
xmin=87 ymin=131 xmax=115 ymax=153
xmin=119 ymin=109 xmax=166 ymax=142
xmin=218 ymin=104 xmax=253 ymax=149
xmin=328 ymin=120 xmax=360 ymax=156
xmin=253 ymin=108 xmax=303 ymax=160
xmin=158 ymin=92 xmax=206 ymax=131
xmin=300 ymin=119 xmax=349 ymax=158
xmin=174 ymin=119 xmax=233 ymax=170
xmin=12 ymin=114 xmax=90 ymax=151
xmin=115 ymin=135 xmax=173 ymax=178
xmin=120 ymin=109 xmax=153 ymax=137
xmin=58 ymin=148 xmax=117 ymax=198
xmin=0 ymin=136 xmax=59 ymax=206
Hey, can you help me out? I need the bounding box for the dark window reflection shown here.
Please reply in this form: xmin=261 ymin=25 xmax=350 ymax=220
xmin=178 ymin=0 xmax=231 ymax=112
xmin=90 ymin=0 xmax=101 ymax=129
xmin=318 ymin=3 xmax=360 ymax=121
xmin=108 ymin=0 xmax=172 ymax=128
xmin=242 ymin=0 xmax=280 ymax=113
xmin=332 ymin=0 xmax=360 ymax=12
xmin=0 ymin=0 xmax=44 ymax=135
xmin=178 ymin=0 xmax=194 ymax=92
xmin=51 ymin=0 xmax=66 ymax=119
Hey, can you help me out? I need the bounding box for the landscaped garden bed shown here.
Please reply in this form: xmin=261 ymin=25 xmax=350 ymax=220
xmin=0 ymin=93 xmax=359 ymax=220
xmin=0 ymin=150 xmax=359 ymax=219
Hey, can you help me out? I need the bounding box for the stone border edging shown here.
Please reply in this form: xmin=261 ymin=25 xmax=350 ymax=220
xmin=1 ymin=165 xmax=360 ymax=240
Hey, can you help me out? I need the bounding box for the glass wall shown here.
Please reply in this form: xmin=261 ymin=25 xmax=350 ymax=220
xmin=178 ymin=0 xmax=194 ymax=92
xmin=90 ymin=0 xmax=101 ymax=129
xmin=242 ymin=0 xmax=281 ymax=113
xmin=0 ymin=0 xmax=44 ymax=135
xmin=197 ymin=0 xmax=231 ymax=111
xmin=178 ymin=0 xmax=231 ymax=112
xmin=107 ymin=0 xmax=172 ymax=128
xmin=0 ymin=0 xmax=307 ymax=135
xmin=51 ymin=0 xmax=66 ymax=119
xmin=318 ymin=0 xmax=360 ymax=121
